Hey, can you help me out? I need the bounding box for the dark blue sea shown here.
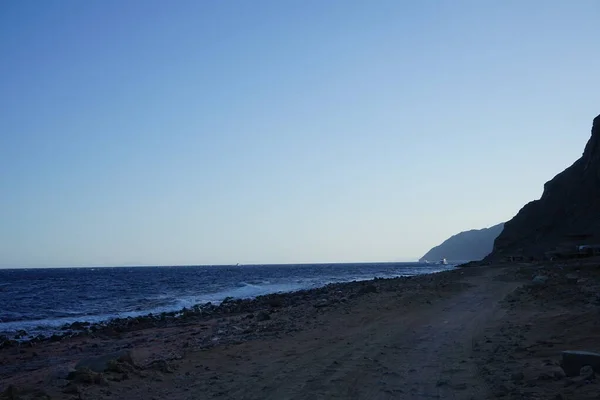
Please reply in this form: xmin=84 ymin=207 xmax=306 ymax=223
xmin=0 ymin=262 xmax=453 ymax=337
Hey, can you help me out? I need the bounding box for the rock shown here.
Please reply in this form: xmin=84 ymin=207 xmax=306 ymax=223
xmin=564 ymin=374 xmax=591 ymax=388
xmin=552 ymin=367 xmax=566 ymax=380
xmin=13 ymin=330 xmax=28 ymax=339
xmin=313 ymin=299 xmax=330 ymax=308
xmin=358 ymin=284 xmax=378 ymax=295
xmin=537 ymin=372 xmax=554 ymax=381
xmin=492 ymin=384 xmax=510 ymax=397
xmin=256 ymin=311 xmax=271 ymax=322
xmin=75 ymin=350 xmax=136 ymax=373
xmin=46 ymin=365 xmax=76 ymax=381
xmin=531 ymin=275 xmax=548 ymax=286
xmin=565 ymin=273 xmax=579 ymax=283
xmin=66 ymin=368 xmax=108 ymax=385
xmin=580 ymin=365 xmax=595 ymax=380
xmin=266 ymin=296 xmax=283 ymax=308
xmin=105 ymin=359 xmax=135 ymax=374
xmin=1 ymin=385 xmax=19 ymax=400
xmin=62 ymin=384 xmax=81 ymax=395
xmin=49 ymin=334 xmax=62 ymax=342
xmin=146 ymin=359 xmax=173 ymax=373
xmin=511 ymin=372 xmax=525 ymax=382
xmin=0 ymin=387 xmax=51 ymax=400
xmin=489 ymin=114 xmax=600 ymax=259
xmin=561 ymin=350 xmax=600 ymax=376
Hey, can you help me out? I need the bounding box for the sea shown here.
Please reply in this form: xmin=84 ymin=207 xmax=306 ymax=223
xmin=0 ymin=262 xmax=454 ymax=338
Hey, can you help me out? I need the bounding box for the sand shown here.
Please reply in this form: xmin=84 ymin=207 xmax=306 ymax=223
xmin=2 ymin=260 xmax=600 ymax=399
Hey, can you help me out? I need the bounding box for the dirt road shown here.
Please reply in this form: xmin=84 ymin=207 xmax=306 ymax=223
xmin=187 ymin=267 xmax=517 ymax=400
xmin=108 ymin=267 xmax=518 ymax=400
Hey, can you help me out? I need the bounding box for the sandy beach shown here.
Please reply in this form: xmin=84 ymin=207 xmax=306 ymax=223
xmin=2 ymin=261 xmax=600 ymax=399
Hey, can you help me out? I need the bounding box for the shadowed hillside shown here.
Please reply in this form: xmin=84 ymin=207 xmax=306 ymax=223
xmin=490 ymin=114 xmax=600 ymax=259
xmin=420 ymin=223 xmax=504 ymax=262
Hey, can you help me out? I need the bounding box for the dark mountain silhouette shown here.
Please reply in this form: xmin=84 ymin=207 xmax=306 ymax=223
xmin=490 ymin=114 xmax=600 ymax=259
xmin=420 ymin=223 xmax=504 ymax=262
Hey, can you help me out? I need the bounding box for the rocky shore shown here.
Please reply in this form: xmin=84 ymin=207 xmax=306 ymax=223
xmin=1 ymin=270 xmax=454 ymax=349
xmin=0 ymin=267 xmax=470 ymax=399
xmin=3 ymin=260 xmax=600 ymax=399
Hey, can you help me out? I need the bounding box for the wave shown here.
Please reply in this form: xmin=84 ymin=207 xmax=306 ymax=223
xmin=0 ymin=265 xmax=454 ymax=338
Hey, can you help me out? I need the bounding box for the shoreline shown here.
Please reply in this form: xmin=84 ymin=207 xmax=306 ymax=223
xmin=13 ymin=261 xmax=595 ymax=399
xmin=1 ymin=264 xmax=457 ymax=344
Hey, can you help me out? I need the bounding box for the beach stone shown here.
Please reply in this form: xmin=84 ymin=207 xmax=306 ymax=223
xmin=580 ymin=365 xmax=595 ymax=380
xmin=256 ymin=311 xmax=270 ymax=321
xmin=67 ymin=368 xmax=108 ymax=385
xmin=75 ymin=350 xmax=136 ymax=373
xmin=105 ymin=359 xmax=135 ymax=374
xmin=565 ymin=274 xmax=579 ymax=284
xmin=266 ymin=296 xmax=284 ymax=308
xmin=537 ymin=372 xmax=554 ymax=381
xmin=511 ymin=372 xmax=524 ymax=382
xmin=492 ymin=384 xmax=510 ymax=397
xmin=62 ymin=384 xmax=81 ymax=395
xmin=552 ymin=367 xmax=566 ymax=380
xmin=146 ymin=359 xmax=173 ymax=373
xmin=313 ymin=299 xmax=330 ymax=308
xmin=531 ymin=275 xmax=548 ymax=286
xmin=561 ymin=350 xmax=600 ymax=376
xmin=358 ymin=284 xmax=378 ymax=294
xmin=46 ymin=365 xmax=76 ymax=381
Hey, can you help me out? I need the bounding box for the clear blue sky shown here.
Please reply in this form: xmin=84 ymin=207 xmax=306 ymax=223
xmin=1 ymin=0 xmax=599 ymax=267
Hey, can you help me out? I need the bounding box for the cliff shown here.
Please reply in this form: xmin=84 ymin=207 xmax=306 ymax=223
xmin=490 ymin=114 xmax=600 ymax=259
xmin=420 ymin=223 xmax=504 ymax=262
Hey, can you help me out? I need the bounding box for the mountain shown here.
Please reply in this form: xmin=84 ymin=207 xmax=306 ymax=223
xmin=419 ymin=223 xmax=504 ymax=262
xmin=490 ymin=114 xmax=600 ymax=259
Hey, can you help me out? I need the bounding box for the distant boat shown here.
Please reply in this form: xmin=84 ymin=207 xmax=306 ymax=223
xmin=438 ymin=258 xmax=448 ymax=265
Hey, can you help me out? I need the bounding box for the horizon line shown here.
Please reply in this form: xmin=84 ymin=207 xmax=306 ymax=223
xmin=0 ymin=259 xmax=429 ymax=269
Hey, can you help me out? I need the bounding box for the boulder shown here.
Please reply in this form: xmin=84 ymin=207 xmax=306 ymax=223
xmin=561 ymin=350 xmax=600 ymax=376
xmin=75 ymin=350 xmax=136 ymax=373
xmin=146 ymin=359 xmax=173 ymax=373
xmin=66 ymin=368 xmax=108 ymax=385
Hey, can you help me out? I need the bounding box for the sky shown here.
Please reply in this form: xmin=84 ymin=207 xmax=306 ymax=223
xmin=1 ymin=0 xmax=599 ymax=267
